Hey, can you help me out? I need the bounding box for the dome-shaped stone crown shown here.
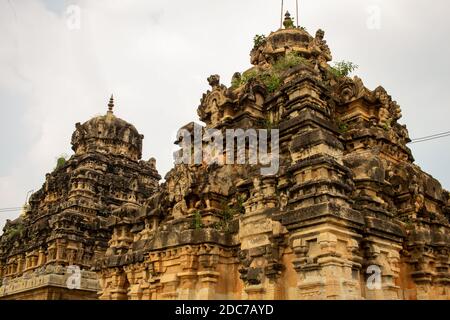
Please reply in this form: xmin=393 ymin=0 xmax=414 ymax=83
xmin=71 ymin=95 xmax=144 ymax=161
xmin=250 ymin=11 xmax=332 ymax=68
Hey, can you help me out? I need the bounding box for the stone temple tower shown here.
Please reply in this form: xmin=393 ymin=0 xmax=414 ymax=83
xmin=96 ymin=15 xmax=450 ymax=300
xmin=0 ymin=97 xmax=160 ymax=299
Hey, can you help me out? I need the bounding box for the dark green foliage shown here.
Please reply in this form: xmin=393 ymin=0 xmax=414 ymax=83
xmin=231 ymin=52 xmax=308 ymax=93
xmin=261 ymin=73 xmax=282 ymax=93
xmin=261 ymin=117 xmax=280 ymax=131
xmin=330 ymin=61 xmax=359 ymax=78
xmin=338 ymin=122 xmax=348 ymax=133
xmin=231 ymin=77 xmax=241 ymax=89
xmin=382 ymin=121 xmax=392 ymax=131
xmin=253 ymin=34 xmax=266 ymax=49
xmin=272 ymin=52 xmax=307 ymax=73
xmin=4 ymin=224 xmax=24 ymax=240
xmin=283 ymin=17 xmax=295 ymax=29
xmin=241 ymin=69 xmax=259 ymax=84
xmin=55 ymin=154 xmax=68 ymax=170
xmin=192 ymin=210 xmax=203 ymax=230
xmin=214 ymin=196 xmax=246 ymax=232
xmin=234 ymin=195 xmax=246 ymax=214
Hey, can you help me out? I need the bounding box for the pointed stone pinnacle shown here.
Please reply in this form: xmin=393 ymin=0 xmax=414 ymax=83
xmin=108 ymin=94 xmax=114 ymax=114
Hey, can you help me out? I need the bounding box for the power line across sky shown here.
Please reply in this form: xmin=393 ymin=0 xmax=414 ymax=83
xmin=410 ymin=130 xmax=450 ymax=144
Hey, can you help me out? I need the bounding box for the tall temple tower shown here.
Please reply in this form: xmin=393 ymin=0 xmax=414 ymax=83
xmin=96 ymin=14 xmax=450 ymax=300
xmin=0 ymin=97 xmax=161 ymax=299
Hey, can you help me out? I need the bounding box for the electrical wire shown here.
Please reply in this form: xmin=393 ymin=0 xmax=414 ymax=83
xmin=410 ymin=131 xmax=450 ymax=144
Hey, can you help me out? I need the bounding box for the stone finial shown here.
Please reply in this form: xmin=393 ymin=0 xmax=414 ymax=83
xmin=149 ymin=157 xmax=156 ymax=169
xmin=108 ymin=94 xmax=114 ymax=114
xmin=283 ymin=11 xmax=294 ymax=29
xmin=207 ymin=75 xmax=220 ymax=88
xmin=315 ymin=29 xmax=325 ymax=40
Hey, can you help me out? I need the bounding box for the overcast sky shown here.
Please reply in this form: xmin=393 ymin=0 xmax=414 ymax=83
xmin=1 ymin=0 xmax=449 ymax=232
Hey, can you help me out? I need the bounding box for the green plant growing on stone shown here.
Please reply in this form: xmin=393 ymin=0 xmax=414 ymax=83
xmin=261 ymin=73 xmax=282 ymax=93
xmin=338 ymin=122 xmax=348 ymax=133
xmin=253 ymin=34 xmax=266 ymax=49
xmin=235 ymin=195 xmax=246 ymax=214
xmin=55 ymin=154 xmax=68 ymax=170
xmin=262 ymin=117 xmax=273 ymax=130
xmin=5 ymin=224 xmax=24 ymax=240
xmin=330 ymin=61 xmax=359 ymax=78
xmin=192 ymin=210 xmax=203 ymax=230
xmin=273 ymin=52 xmax=307 ymax=74
xmin=261 ymin=116 xmax=279 ymax=131
xmin=383 ymin=120 xmax=394 ymax=131
xmin=283 ymin=17 xmax=295 ymax=29
xmin=264 ymin=52 xmax=308 ymax=92
xmin=242 ymin=69 xmax=259 ymax=83
xmin=222 ymin=205 xmax=234 ymax=222
xmin=337 ymin=119 xmax=348 ymax=134
xmin=231 ymin=76 xmax=241 ymax=89
xmin=403 ymin=216 xmax=415 ymax=230
xmin=215 ymin=196 xmax=246 ymax=232
xmin=232 ymin=52 xmax=308 ymax=93
xmin=215 ymin=203 xmax=234 ymax=232
xmin=231 ymin=69 xmax=262 ymax=89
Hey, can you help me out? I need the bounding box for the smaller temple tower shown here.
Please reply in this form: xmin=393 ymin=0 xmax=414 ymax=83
xmin=0 ymin=97 xmax=161 ymax=300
